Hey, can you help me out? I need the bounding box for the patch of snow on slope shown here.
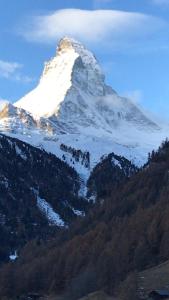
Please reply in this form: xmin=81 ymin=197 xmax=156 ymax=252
xmin=15 ymin=144 xmax=27 ymax=160
xmin=9 ymin=251 xmax=18 ymax=261
xmin=37 ymin=196 xmax=65 ymax=227
xmin=112 ymin=157 xmax=122 ymax=169
xmin=72 ymin=208 xmax=85 ymax=217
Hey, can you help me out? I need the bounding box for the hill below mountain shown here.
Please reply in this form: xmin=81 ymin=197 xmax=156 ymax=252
xmin=1 ymin=139 xmax=169 ymax=299
xmin=0 ymin=133 xmax=90 ymax=264
xmin=0 ymin=133 xmax=137 ymax=266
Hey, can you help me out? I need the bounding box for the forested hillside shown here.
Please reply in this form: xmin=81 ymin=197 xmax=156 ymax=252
xmin=0 ymin=134 xmax=89 ymax=265
xmin=1 ymin=140 xmax=169 ymax=299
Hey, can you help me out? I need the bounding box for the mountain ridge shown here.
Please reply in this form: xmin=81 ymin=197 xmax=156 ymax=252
xmin=0 ymin=37 xmax=168 ymax=185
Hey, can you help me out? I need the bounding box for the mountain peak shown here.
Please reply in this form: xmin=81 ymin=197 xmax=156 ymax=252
xmin=14 ymin=37 xmax=159 ymax=136
xmin=57 ymin=36 xmax=103 ymax=77
xmin=57 ymin=37 xmax=85 ymax=53
xmin=15 ymin=37 xmax=105 ymax=117
xmin=0 ymin=38 xmax=165 ymax=178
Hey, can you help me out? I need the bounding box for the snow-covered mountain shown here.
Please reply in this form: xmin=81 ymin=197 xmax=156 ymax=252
xmin=15 ymin=37 xmax=158 ymax=132
xmin=0 ymin=37 xmax=168 ymax=185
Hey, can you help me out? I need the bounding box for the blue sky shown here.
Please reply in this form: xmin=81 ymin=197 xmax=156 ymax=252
xmin=1 ymin=0 xmax=169 ymax=118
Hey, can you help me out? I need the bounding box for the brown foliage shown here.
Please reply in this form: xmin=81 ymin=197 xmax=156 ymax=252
xmin=1 ymin=140 xmax=169 ymax=299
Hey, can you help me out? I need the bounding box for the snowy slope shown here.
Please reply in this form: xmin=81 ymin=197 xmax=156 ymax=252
xmin=0 ymin=37 xmax=168 ymax=186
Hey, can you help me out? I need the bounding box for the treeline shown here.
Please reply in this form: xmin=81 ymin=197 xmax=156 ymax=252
xmin=60 ymin=143 xmax=90 ymax=168
xmin=87 ymin=152 xmax=138 ymax=199
xmin=1 ymin=140 xmax=169 ymax=299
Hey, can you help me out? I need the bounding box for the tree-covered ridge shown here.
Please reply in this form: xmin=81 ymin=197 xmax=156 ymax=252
xmin=87 ymin=152 xmax=138 ymax=200
xmin=0 ymin=134 xmax=89 ymax=265
xmin=1 ymin=140 xmax=169 ymax=299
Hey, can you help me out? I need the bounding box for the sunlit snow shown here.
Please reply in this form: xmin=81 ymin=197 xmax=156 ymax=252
xmin=0 ymin=37 xmax=169 ymax=190
xmin=37 ymin=195 xmax=65 ymax=227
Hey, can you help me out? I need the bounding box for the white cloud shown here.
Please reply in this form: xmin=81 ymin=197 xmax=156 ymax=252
xmin=14 ymin=74 xmax=34 ymax=83
xmin=0 ymin=60 xmax=33 ymax=83
xmin=0 ymin=60 xmax=22 ymax=79
xmin=19 ymin=9 xmax=168 ymax=52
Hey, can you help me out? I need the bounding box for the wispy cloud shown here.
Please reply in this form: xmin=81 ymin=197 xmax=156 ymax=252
xmin=0 ymin=60 xmax=34 ymax=83
xmin=123 ymin=90 xmax=143 ymax=104
xmin=0 ymin=60 xmax=21 ymax=79
xmin=18 ymin=9 xmax=168 ymax=52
